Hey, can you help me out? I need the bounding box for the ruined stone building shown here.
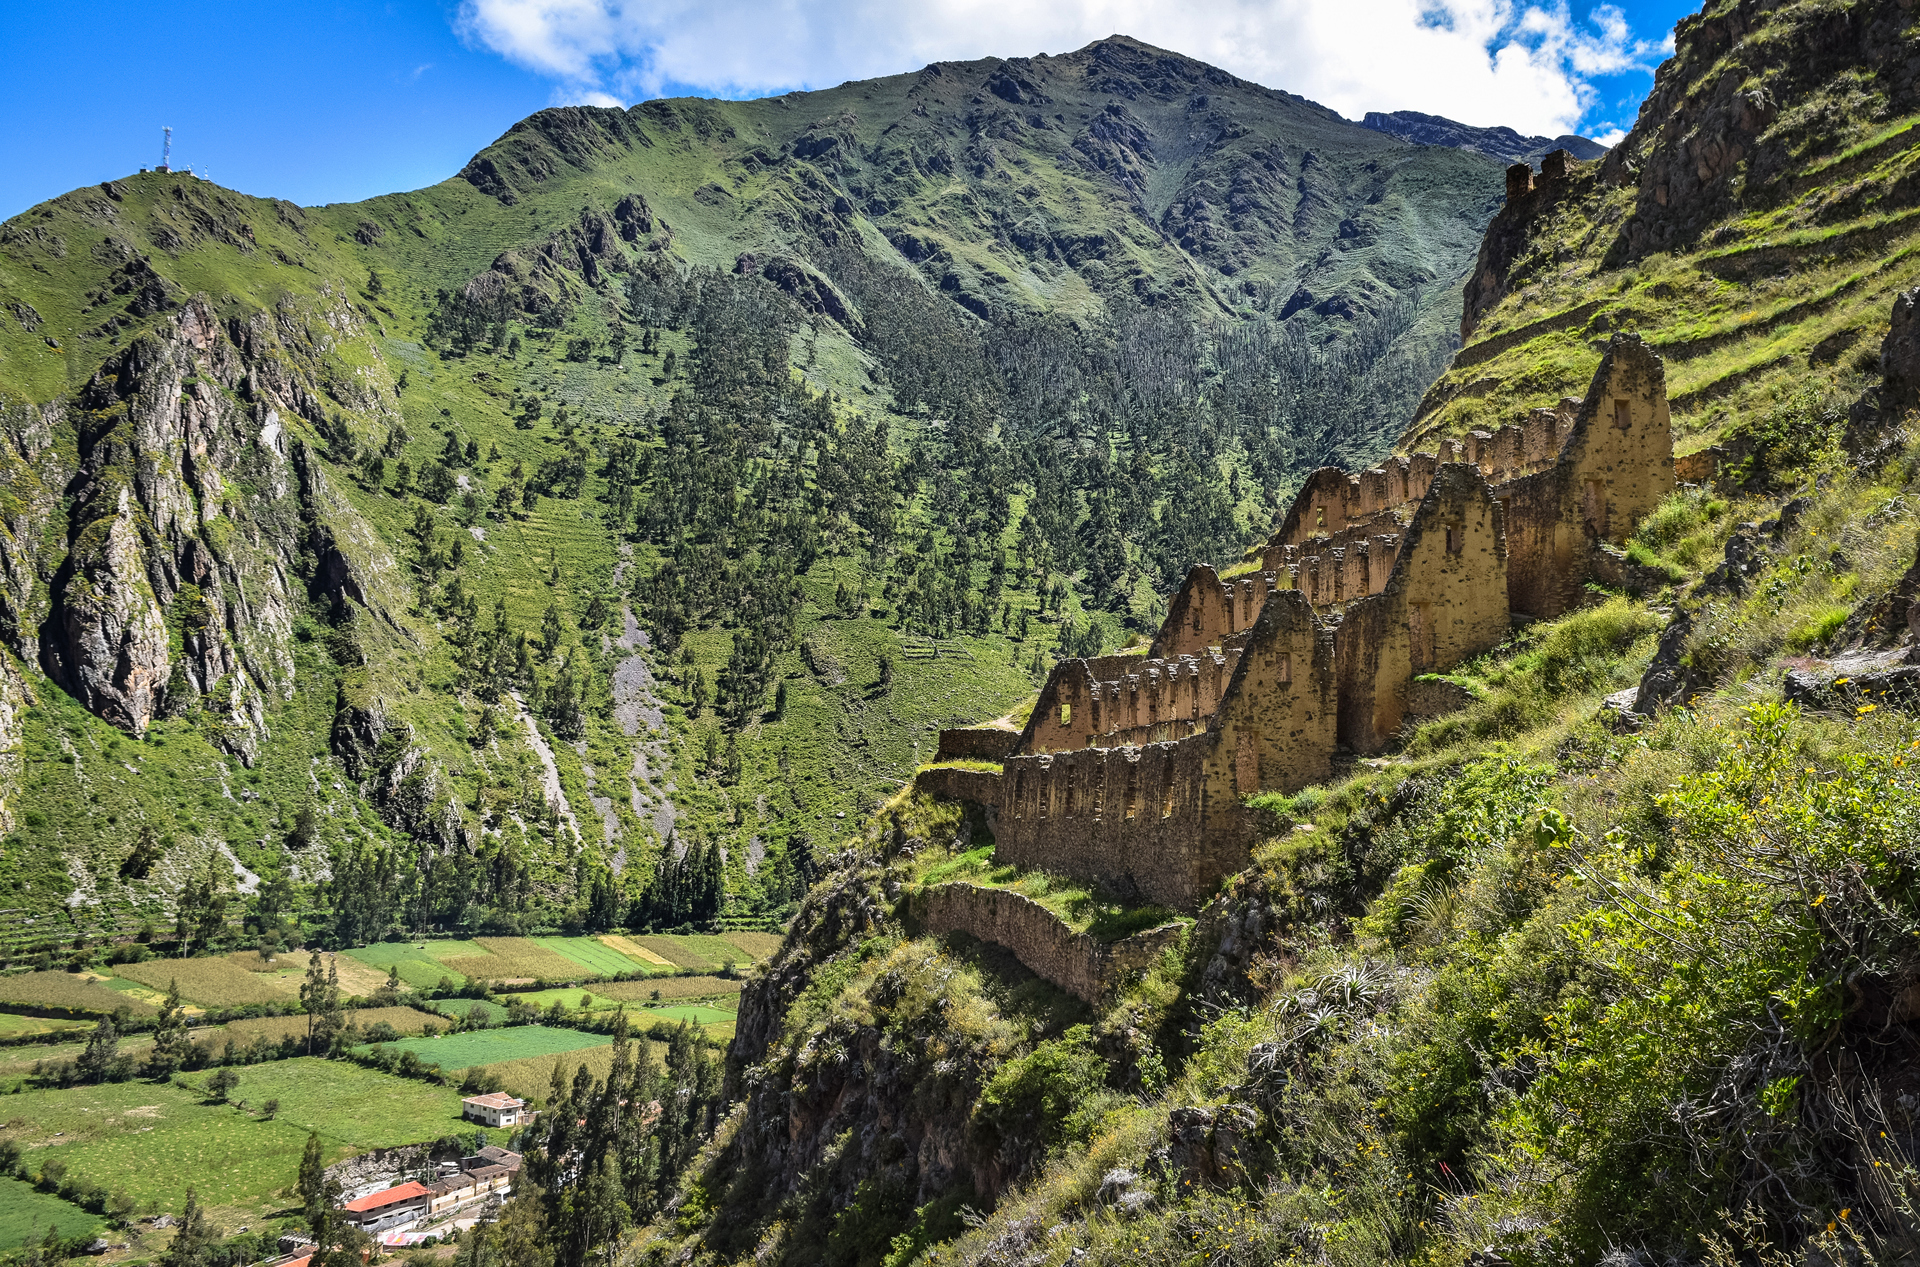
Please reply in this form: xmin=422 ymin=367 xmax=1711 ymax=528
xmin=939 ymin=333 xmax=1675 ymax=910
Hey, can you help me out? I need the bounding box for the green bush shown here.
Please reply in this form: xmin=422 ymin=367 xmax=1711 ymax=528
xmin=972 ymin=1024 xmax=1111 ymax=1160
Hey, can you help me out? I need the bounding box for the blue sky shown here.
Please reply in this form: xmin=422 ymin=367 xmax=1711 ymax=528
xmin=1 ymin=0 xmax=1702 ymax=222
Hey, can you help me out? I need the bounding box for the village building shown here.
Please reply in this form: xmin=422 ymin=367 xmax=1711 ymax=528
xmin=462 ymin=1092 xmax=529 ymax=1127
xmin=942 ymin=334 xmax=1675 ymax=911
xmin=339 ymin=1181 xmax=431 ymax=1233
xmin=339 ymin=1147 xmax=524 ymax=1232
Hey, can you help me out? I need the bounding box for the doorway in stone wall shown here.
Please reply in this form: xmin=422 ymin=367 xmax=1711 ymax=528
xmin=1409 ymin=602 xmax=1436 ymax=671
xmin=1583 ymin=478 xmax=1609 ymax=538
xmin=1235 ymin=731 xmax=1261 ymax=794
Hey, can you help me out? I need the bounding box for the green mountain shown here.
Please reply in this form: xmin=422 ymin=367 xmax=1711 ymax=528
xmin=0 ymin=37 xmax=1506 ymax=950
xmin=634 ymin=0 xmax=1920 ymax=1264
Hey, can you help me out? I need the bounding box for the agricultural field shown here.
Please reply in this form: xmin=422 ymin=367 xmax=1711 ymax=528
xmin=629 ymin=937 xmax=717 ymax=972
xmin=0 ymin=972 xmax=156 ymax=1017
xmin=631 ymin=935 xmax=766 ymax=972
xmin=0 ymin=1060 xmax=486 ymax=1225
xmin=0 ymin=1176 xmax=105 ymax=1248
xmin=597 ymin=935 xmax=673 ymax=968
xmin=436 ymin=938 xmax=588 ymax=984
xmin=0 ymin=1013 xmax=90 ymax=1039
xmin=717 ymin=932 xmax=783 ymax=960
xmin=530 ymin=937 xmax=649 ymax=977
xmin=505 ymin=982 xmax=741 ymax=1012
xmin=482 ymin=1043 xmax=627 ymax=1104
xmin=429 ymin=999 xmax=503 ymax=1023
xmin=581 ymin=977 xmax=744 ymax=1003
xmin=342 ymin=944 xmax=466 ymax=990
xmin=636 ymin=1005 xmax=735 ymax=1026
xmin=214 ymin=1006 xmax=445 ymax=1048
xmin=364 ymin=1025 xmax=610 ymax=1072
xmin=115 ymin=958 xmax=288 ymax=1008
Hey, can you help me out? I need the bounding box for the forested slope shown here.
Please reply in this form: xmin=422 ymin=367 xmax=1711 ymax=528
xmin=0 ymin=38 xmax=1506 ymax=951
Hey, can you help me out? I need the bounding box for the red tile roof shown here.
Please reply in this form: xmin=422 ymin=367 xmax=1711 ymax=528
xmin=341 ymin=1182 xmax=430 ymax=1213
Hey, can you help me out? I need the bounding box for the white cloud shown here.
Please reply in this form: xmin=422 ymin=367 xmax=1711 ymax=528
xmin=457 ymin=0 xmax=1666 ymax=137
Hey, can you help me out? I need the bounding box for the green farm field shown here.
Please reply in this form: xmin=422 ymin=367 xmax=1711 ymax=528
xmin=573 ymin=976 xmax=744 ymax=1003
xmin=0 ymin=1061 xmax=489 ymax=1224
xmin=0 ymin=1177 xmax=105 ymax=1248
xmin=368 ymin=1025 xmax=610 ymax=1071
xmin=482 ymin=1044 xmax=629 ymax=1104
xmin=717 ymin=932 xmax=783 ymax=960
xmin=0 ymin=1013 xmax=90 ymax=1039
xmin=504 ymin=985 xmax=740 ymax=1014
xmin=342 ymin=944 xmax=466 ymax=990
xmin=430 ymin=999 xmax=504 ymax=1023
xmin=530 ymin=936 xmax=647 ymax=977
xmin=636 ymin=1005 xmax=735 ymax=1026
xmin=438 ymin=938 xmax=587 ymax=983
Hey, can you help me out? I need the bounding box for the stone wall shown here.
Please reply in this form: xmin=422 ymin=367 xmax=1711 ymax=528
xmin=915 ymin=882 xmax=1188 ymax=1003
xmin=1491 ymin=333 xmax=1674 ymax=618
xmin=934 ymin=726 xmax=1020 ymax=762
xmin=914 ymin=766 xmax=1002 ymax=806
xmin=1332 ymin=465 xmax=1508 ymax=751
xmin=988 ymin=590 xmax=1334 ymax=909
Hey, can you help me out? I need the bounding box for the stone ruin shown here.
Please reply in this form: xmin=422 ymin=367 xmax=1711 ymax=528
xmin=937 ymin=333 xmax=1675 ymax=911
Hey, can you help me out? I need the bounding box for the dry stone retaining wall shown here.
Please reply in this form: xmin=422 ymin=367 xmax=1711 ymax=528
xmin=916 ymin=882 xmax=1186 ymax=1004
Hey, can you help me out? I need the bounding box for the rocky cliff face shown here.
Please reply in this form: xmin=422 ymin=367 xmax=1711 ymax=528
xmin=9 ymin=290 xmax=400 ymax=765
xmin=1600 ymin=0 xmax=1920 ymax=258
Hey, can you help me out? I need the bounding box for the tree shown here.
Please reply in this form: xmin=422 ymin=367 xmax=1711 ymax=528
xmin=147 ymin=980 xmax=189 ymax=1078
xmin=580 ymin=1154 xmax=630 ymax=1267
xmin=260 ymin=1098 xmax=280 ymax=1120
xmin=301 ymin=954 xmax=341 ymax=1055
xmin=174 ymin=865 xmax=228 ymax=956
xmin=206 ymin=1067 xmax=239 ymax=1103
xmin=159 ymin=1188 xmax=216 ymax=1267
xmin=297 ymin=1132 xmax=327 ymax=1228
xmin=76 ymin=1016 xmax=117 ymax=1084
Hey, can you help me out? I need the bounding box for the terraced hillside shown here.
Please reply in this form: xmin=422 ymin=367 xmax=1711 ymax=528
xmin=0 ymin=37 xmax=1519 ymax=944
xmin=1409 ymin=0 xmax=1920 ymax=466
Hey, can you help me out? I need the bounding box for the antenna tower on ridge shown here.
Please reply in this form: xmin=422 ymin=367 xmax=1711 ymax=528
xmin=159 ymin=126 xmax=172 ymax=173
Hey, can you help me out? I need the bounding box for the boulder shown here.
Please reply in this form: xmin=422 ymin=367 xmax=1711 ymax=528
xmin=1164 ymin=1103 xmax=1258 ymax=1188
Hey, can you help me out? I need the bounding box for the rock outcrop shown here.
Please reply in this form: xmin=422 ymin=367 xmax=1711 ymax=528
xmin=0 ymin=291 xmax=403 ymax=768
xmin=1598 ymin=0 xmax=1920 ymax=260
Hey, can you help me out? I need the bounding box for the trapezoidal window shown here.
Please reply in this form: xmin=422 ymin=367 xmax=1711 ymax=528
xmin=1059 ymin=702 xmax=1071 ymax=726
xmin=1275 ymin=653 xmax=1292 ymax=684
xmin=1613 ymin=398 xmax=1632 ymax=430
xmin=1012 ymin=771 xmax=1026 ymax=819
xmin=1445 ymin=522 xmax=1464 ymax=554
xmin=1192 ymin=604 xmax=1203 ymax=633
